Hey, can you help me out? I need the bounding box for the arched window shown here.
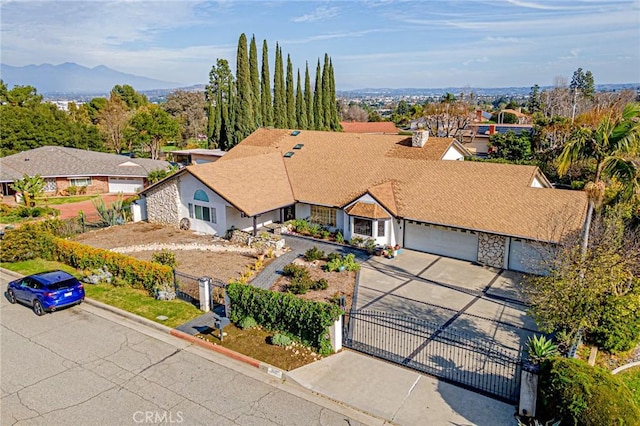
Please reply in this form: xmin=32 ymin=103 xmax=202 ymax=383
xmin=194 ymin=189 xmax=209 ymax=202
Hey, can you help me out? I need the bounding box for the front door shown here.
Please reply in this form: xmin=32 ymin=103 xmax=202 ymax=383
xmin=283 ymin=205 xmax=295 ymax=222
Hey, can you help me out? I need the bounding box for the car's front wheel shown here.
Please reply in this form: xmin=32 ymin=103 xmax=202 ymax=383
xmin=7 ymin=289 xmax=16 ymax=304
xmin=32 ymin=300 xmax=45 ymax=316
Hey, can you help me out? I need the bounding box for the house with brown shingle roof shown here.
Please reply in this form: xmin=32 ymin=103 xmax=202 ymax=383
xmin=140 ymin=128 xmax=588 ymax=274
xmin=0 ymin=146 xmax=170 ymax=197
xmin=340 ymin=121 xmax=400 ymax=134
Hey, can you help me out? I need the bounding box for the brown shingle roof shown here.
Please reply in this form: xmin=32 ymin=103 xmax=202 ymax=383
xmin=187 ymin=151 xmax=294 ymax=216
xmin=340 ymin=121 xmax=399 ymax=134
xmin=345 ymin=202 xmax=391 ymax=219
xmin=206 ymin=128 xmax=588 ymax=242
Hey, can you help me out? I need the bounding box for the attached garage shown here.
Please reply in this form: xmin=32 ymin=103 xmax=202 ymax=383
xmin=108 ymin=177 xmax=144 ymax=193
xmin=508 ymin=238 xmax=548 ymax=274
xmin=405 ymin=221 xmax=479 ymax=262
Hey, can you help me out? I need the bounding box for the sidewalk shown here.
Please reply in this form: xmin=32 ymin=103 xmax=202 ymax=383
xmin=287 ymin=350 xmax=517 ymax=425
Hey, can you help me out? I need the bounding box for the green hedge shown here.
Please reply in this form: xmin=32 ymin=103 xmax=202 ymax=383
xmin=226 ymin=282 xmax=343 ymax=356
xmin=0 ymin=221 xmax=173 ymax=294
xmin=538 ymin=357 xmax=640 ymax=425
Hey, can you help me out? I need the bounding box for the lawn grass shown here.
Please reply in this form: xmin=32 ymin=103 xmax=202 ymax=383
xmin=1 ymin=259 xmax=202 ymax=329
xmin=618 ymin=366 xmax=640 ymax=407
xmin=84 ymin=284 xmax=202 ymax=329
xmin=37 ymin=195 xmax=99 ymax=205
xmin=1 ymin=259 xmax=80 ymax=277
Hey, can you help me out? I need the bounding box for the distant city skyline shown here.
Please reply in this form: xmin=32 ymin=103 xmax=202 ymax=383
xmin=1 ymin=1 xmax=639 ymax=90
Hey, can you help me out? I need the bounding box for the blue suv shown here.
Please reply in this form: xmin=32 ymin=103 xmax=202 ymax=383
xmin=7 ymin=270 xmax=85 ymax=316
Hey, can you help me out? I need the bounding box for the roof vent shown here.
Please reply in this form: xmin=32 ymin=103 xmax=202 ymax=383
xmin=293 ymin=143 xmax=304 ymax=150
xmin=291 ymin=130 xmax=300 ymax=136
xmin=284 ymin=151 xmax=295 ymax=158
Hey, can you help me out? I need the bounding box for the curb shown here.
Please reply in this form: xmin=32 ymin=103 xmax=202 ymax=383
xmin=612 ymin=361 xmax=640 ymax=374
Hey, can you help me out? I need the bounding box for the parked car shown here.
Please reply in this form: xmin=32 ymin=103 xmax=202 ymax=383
xmin=6 ymin=270 xmax=85 ymax=316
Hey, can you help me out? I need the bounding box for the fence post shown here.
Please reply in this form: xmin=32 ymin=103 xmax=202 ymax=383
xmin=198 ymin=277 xmax=211 ymax=312
xmin=518 ymin=362 xmax=539 ymax=418
xmin=329 ymin=315 xmax=343 ymax=353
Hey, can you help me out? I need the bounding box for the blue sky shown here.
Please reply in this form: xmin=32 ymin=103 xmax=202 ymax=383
xmin=1 ymin=0 xmax=639 ymax=89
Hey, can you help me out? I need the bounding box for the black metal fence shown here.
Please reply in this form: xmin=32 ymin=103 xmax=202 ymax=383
xmin=173 ymin=271 xmax=227 ymax=310
xmin=173 ymin=271 xmax=201 ymax=307
xmin=343 ymin=309 xmax=523 ymax=403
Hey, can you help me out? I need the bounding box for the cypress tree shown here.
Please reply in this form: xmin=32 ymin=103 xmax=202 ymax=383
xmin=206 ymin=59 xmax=234 ymax=149
xmin=304 ymin=62 xmax=313 ymax=130
xmin=249 ymin=35 xmax=261 ymax=128
xmin=321 ymin=53 xmax=331 ymax=130
xmin=286 ymin=54 xmax=296 ymax=128
xmin=313 ymin=59 xmax=323 ymax=130
xmin=296 ymin=69 xmax=307 ymax=130
xmin=273 ymin=44 xmax=286 ymax=128
xmin=260 ymin=40 xmax=273 ymax=127
xmin=329 ymin=58 xmax=341 ymax=130
xmin=234 ymin=33 xmax=254 ymax=145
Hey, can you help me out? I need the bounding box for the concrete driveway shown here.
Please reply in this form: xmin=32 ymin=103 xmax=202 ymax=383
xmin=356 ymin=249 xmax=538 ymax=358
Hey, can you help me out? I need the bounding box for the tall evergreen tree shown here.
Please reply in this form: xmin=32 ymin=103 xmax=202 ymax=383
xmin=249 ymin=35 xmax=261 ymax=128
xmin=205 ymin=59 xmax=234 ymax=150
xmin=234 ymin=33 xmax=254 ymax=145
xmin=260 ymin=40 xmax=273 ymax=127
xmin=273 ymin=44 xmax=286 ymax=128
xmin=321 ymin=54 xmax=332 ymax=130
xmin=286 ymin=54 xmax=296 ymax=128
xmin=313 ymin=59 xmax=323 ymax=130
xmin=328 ymin=58 xmax=341 ymax=130
xmin=295 ymin=69 xmax=308 ymax=130
xmin=304 ymin=62 xmax=314 ymax=130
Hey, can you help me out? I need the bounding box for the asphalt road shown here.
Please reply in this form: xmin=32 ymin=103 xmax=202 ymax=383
xmin=0 ymin=270 xmax=382 ymax=426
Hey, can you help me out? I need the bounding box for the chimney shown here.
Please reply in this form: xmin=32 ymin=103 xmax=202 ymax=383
xmin=412 ymin=130 xmax=429 ymax=148
xmin=476 ymin=110 xmax=482 ymax=121
xmin=489 ymin=124 xmax=496 ymax=135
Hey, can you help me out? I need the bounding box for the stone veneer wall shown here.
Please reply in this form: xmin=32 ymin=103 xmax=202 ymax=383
xmin=477 ymin=233 xmax=506 ymax=268
xmin=145 ymin=178 xmax=180 ymax=227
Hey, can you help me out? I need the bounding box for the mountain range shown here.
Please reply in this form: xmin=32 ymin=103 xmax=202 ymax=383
xmin=0 ymin=62 xmax=183 ymax=94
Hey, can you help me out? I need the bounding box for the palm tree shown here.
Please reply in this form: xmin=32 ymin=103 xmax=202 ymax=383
xmin=557 ymin=102 xmax=640 ymax=252
xmin=10 ymin=174 xmax=45 ymax=207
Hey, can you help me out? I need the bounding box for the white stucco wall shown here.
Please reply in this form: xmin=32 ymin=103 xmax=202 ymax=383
xmin=442 ymin=145 xmax=465 ymax=161
xmin=226 ymin=207 xmax=279 ymax=234
xmin=178 ymin=173 xmax=229 ymax=235
xmin=343 ymin=195 xmax=395 ymax=246
xmin=530 ymin=176 xmax=545 ymax=188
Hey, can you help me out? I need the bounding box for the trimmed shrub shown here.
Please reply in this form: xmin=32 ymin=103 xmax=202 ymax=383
xmin=589 ymin=293 xmax=640 ymax=353
xmin=310 ymin=278 xmax=329 ymax=291
xmin=282 ymin=263 xmax=309 ymax=279
xmin=239 ymin=316 xmax=258 ymax=330
xmin=538 ymin=357 xmax=640 ymax=425
xmin=152 ymin=249 xmax=178 ymax=269
xmin=226 ymin=282 xmax=343 ymax=355
xmin=0 ymin=222 xmax=55 ymax=262
xmin=271 ymin=333 xmax=293 ymax=347
xmin=304 ymin=246 xmax=325 ymax=262
xmin=51 ymin=239 xmax=172 ymax=293
xmin=288 ymin=275 xmax=311 ymax=294
xmin=324 ymin=253 xmax=360 ymax=272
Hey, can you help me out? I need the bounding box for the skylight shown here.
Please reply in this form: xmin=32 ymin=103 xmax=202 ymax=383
xmin=291 ymin=130 xmax=300 ymax=136
xmin=293 ymin=143 xmax=304 ymax=149
xmin=284 ymin=152 xmax=295 ymax=158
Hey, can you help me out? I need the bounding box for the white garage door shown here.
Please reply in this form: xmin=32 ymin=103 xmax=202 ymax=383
xmin=508 ymin=238 xmax=547 ymax=274
xmin=405 ymin=222 xmax=478 ymax=262
xmin=108 ymin=177 xmax=144 ymax=193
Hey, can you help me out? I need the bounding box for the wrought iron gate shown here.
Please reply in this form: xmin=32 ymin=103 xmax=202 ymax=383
xmin=343 ymin=309 xmax=523 ymax=403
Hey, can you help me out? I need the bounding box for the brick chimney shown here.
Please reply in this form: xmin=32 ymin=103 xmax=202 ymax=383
xmin=412 ymin=130 xmax=429 ymax=148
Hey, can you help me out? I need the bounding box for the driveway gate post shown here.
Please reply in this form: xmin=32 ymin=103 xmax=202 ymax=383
xmin=198 ymin=277 xmax=211 ymax=312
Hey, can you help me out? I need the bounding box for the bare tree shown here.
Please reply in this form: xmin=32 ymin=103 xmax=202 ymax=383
xmin=420 ymin=99 xmax=471 ymax=139
xmin=97 ymin=95 xmax=130 ymax=153
xmin=340 ymin=102 xmax=369 ymax=122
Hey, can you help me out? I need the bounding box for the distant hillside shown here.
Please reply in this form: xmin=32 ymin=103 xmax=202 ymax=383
xmin=0 ymin=62 xmax=183 ymax=94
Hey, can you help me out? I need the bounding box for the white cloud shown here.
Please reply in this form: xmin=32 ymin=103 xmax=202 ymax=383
xmin=291 ymin=5 xmax=339 ymax=23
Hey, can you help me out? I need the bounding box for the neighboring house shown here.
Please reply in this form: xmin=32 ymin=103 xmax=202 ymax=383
xmin=462 ymin=123 xmax=535 ymax=157
xmin=140 ymin=128 xmax=587 ymax=274
xmin=340 ymin=121 xmax=399 ymax=134
xmin=0 ymin=146 xmax=170 ymax=196
xmin=168 ymin=149 xmax=226 ymax=166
